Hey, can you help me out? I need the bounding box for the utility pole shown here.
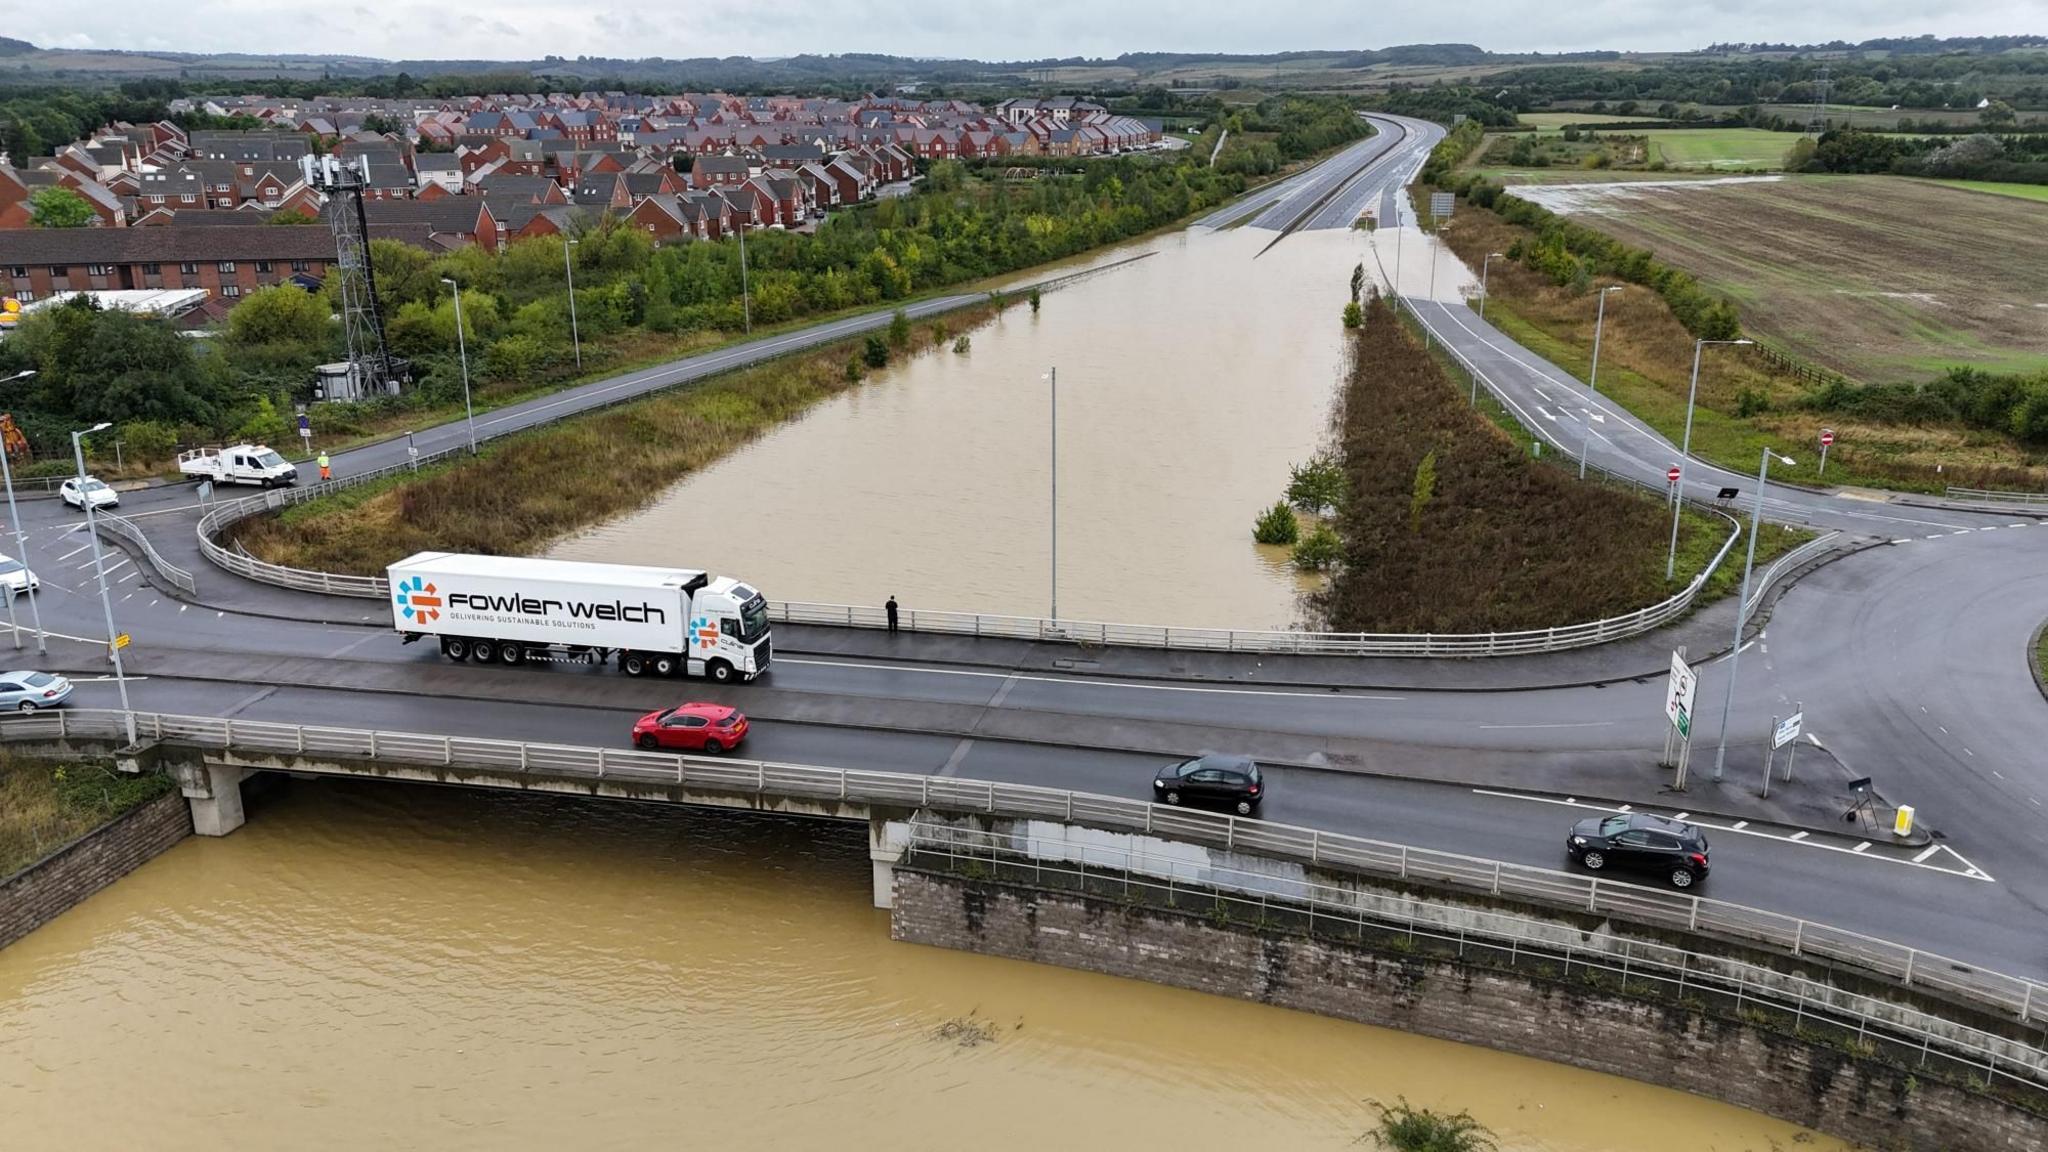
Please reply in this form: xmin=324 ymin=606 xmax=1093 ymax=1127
xmin=1589 ymin=285 xmax=1623 ymax=394
xmin=563 ymin=237 xmax=582 ymax=370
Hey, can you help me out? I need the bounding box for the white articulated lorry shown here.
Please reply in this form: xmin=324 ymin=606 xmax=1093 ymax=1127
xmin=388 ymin=552 xmax=772 ymax=682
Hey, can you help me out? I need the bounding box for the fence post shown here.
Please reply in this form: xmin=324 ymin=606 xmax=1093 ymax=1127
xmin=369 ymin=731 xmax=377 ymax=758
xmin=1688 ymin=896 xmax=1699 ymax=932
xmin=1903 ymin=950 xmax=1915 ymax=987
xmin=1065 ymin=791 xmax=1073 ymax=822
xmin=296 ymin=726 xmax=305 ymax=755
xmin=1792 ymin=920 xmax=1804 ymax=956
xmin=443 ymin=736 xmax=452 ymax=765
xmin=56 ymin=709 xmax=67 ymax=739
xmin=1491 ymin=860 xmax=1501 ymax=895
xmin=1311 ymin=830 xmax=1320 ymax=865
xmin=757 ymin=762 xmax=766 ymax=793
xmin=597 ymin=748 xmax=607 ymax=778
xmin=1398 ymin=844 xmax=1408 ymax=879
xmin=1588 ymin=878 xmax=1599 ymax=913
xmin=2023 ymin=983 xmax=2036 ymax=1024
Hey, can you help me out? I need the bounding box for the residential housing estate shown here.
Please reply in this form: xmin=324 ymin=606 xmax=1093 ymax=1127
xmin=1 ymin=90 xmax=1164 ymax=313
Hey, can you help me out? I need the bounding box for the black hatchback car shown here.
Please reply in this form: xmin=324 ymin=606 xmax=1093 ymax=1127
xmin=1153 ymin=754 xmax=1264 ymax=816
xmin=1567 ymin=812 xmax=1710 ymax=889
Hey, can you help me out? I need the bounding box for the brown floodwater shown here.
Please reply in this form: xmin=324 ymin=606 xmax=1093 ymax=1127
xmin=0 ymin=781 xmax=1845 ymax=1151
xmin=548 ymin=226 xmax=1371 ymax=630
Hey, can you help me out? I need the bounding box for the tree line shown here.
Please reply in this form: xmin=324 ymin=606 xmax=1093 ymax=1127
xmin=1790 ymin=127 xmax=2048 ymax=183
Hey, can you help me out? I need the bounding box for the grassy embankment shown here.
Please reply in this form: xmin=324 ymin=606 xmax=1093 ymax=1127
xmin=0 ymin=755 xmax=174 ymax=877
xmin=1312 ymin=295 xmax=1786 ymax=634
xmin=230 ymin=304 xmax=1003 ymax=576
xmin=2036 ymin=625 xmax=2048 ymax=693
xmin=1425 ymin=179 xmax=2048 ymax=493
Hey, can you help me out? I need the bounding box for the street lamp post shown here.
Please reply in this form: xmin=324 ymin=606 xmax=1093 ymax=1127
xmin=1665 ymin=338 xmax=1755 ymax=580
xmin=441 ymin=277 xmax=478 ymax=455
xmin=563 ymin=237 xmax=582 ymax=370
xmin=0 ymin=370 xmax=45 ymax=653
xmin=1588 ymin=285 xmax=1624 ymax=394
xmin=1713 ymin=446 xmax=1795 ymax=780
xmin=1479 ymin=252 xmax=1504 ymax=320
xmin=71 ymin=423 xmax=135 ymax=746
xmin=737 ymin=221 xmax=752 ymax=335
xmin=1043 ymin=367 xmax=1057 ymax=622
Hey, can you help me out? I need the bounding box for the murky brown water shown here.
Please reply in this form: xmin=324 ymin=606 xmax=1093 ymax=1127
xmin=0 ymin=782 xmax=1843 ymax=1151
xmin=549 ymin=227 xmax=1368 ymax=630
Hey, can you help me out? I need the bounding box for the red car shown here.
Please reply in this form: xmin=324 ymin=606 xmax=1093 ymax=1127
xmin=631 ymin=702 xmax=749 ymax=754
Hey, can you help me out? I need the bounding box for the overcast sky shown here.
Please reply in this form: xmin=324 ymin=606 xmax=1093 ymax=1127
xmin=19 ymin=0 xmax=2045 ymax=63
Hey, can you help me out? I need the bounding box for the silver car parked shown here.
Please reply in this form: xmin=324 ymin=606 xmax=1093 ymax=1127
xmin=0 ymin=670 xmax=72 ymax=712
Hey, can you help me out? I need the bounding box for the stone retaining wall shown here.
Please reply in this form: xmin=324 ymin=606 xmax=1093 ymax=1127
xmin=893 ymin=870 xmax=2045 ymax=1152
xmin=0 ymin=791 xmax=192 ymax=950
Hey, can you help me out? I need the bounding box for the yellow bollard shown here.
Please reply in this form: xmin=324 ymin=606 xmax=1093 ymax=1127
xmin=1893 ymin=805 xmax=1916 ymax=838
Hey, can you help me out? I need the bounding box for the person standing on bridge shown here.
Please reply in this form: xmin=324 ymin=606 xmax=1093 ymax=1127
xmin=317 ymin=451 xmax=332 ymax=482
xmin=885 ymin=596 xmax=899 ymax=634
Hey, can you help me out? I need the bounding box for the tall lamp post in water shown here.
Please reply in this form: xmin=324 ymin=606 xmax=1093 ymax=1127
xmin=1588 ymin=285 xmax=1624 ymax=394
xmin=440 ymin=277 xmax=478 ymax=454
xmin=1665 ymin=338 xmax=1754 ymax=580
xmin=71 ymin=422 xmax=135 ymax=745
xmin=1041 ymin=367 xmax=1058 ymax=622
xmin=563 ymin=237 xmax=582 ymax=370
xmin=0 ymin=370 xmax=45 ymax=653
xmin=1712 ymin=446 xmax=1796 ymax=780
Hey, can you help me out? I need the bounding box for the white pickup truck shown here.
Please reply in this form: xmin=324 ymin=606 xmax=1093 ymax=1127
xmin=177 ymin=444 xmax=300 ymax=487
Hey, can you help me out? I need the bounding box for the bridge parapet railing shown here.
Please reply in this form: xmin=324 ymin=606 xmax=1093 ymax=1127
xmin=5 ymin=707 xmax=2043 ymax=1053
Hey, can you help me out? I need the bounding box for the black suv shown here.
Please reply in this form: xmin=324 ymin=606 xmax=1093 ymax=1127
xmin=1567 ymin=812 xmax=1710 ymax=889
xmin=1153 ymin=754 xmax=1264 ymax=816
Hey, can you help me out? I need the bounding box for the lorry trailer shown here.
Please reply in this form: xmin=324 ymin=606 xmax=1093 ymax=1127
xmin=388 ymin=552 xmax=771 ymax=681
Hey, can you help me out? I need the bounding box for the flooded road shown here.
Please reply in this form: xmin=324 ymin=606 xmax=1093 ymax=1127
xmin=550 ymin=226 xmax=1370 ymax=630
xmin=0 ymin=781 xmax=1843 ymax=1151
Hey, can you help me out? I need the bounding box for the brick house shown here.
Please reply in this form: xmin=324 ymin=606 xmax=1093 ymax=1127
xmin=691 ymin=154 xmax=751 ymax=190
xmin=1 ymin=227 xmax=335 ymax=303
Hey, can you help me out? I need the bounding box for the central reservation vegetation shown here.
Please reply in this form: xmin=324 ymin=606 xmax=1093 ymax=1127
xmin=1312 ymin=296 xmax=1735 ymax=634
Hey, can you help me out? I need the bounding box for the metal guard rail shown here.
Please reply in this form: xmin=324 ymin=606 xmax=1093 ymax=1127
xmin=1945 ymin=486 xmax=2048 ymax=508
xmin=7 ymin=707 xmax=2043 ymax=1041
xmin=909 ymin=821 xmax=2048 ymax=1094
xmin=193 ymin=470 xmax=1752 ymax=660
xmin=94 ymin=511 xmax=198 ymax=595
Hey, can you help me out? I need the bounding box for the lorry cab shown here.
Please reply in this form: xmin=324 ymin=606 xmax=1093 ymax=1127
xmin=686 ymin=576 xmax=773 ymax=682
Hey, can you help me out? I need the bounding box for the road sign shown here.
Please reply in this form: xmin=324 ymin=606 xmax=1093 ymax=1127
xmin=196 ymin=480 xmax=213 ymax=501
xmin=1429 ymin=191 xmax=1455 ymax=220
xmin=112 ymin=632 xmax=130 ymax=650
xmin=1819 ymin=429 xmax=1835 ymax=447
xmin=1773 ymin=711 xmax=1804 ymax=749
xmin=1667 ymin=465 xmax=1682 ymax=485
xmin=1665 ymin=651 xmax=1697 ymax=739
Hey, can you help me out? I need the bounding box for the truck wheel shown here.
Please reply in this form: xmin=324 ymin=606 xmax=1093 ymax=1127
xmin=472 ymin=639 xmax=497 ymax=663
xmin=501 ymin=645 xmax=524 ymax=666
xmin=623 ymin=654 xmax=647 ymax=676
xmin=654 ymin=655 xmax=678 ymax=677
xmin=707 ymin=659 xmax=735 ymax=684
xmin=443 ymin=638 xmax=469 ymax=661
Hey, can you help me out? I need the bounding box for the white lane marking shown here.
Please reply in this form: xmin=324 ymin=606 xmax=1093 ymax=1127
xmin=1477 ymin=720 xmax=1614 ymax=730
xmin=54 ymin=543 xmax=93 ymax=563
xmin=1913 ymin=845 xmax=1941 ymax=863
xmin=776 ymin=656 xmax=1406 ymax=701
xmin=1950 ymin=529 xmax=1972 ymax=536
xmin=1979 ymin=526 xmax=1997 ymax=531
xmin=68 ymin=675 xmax=150 ymax=683
xmin=1892 ymin=538 xmax=1911 ymax=545
xmin=1852 ymin=841 xmax=1871 ymax=854
xmin=1469 ymin=788 xmax=1993 ymax=880
xmin=1672 ymin=812 xmax=1689 ymax=820
xmin=1938 ymin=725 xmax=1948 ymax=735
xmin=1925 ymin=534 xmax=1946 ymax=540
xmin=1993 ymin=769 xmax=2005 ymax=779
xmin=2011 ymin=524 xmax=2029 ymax=529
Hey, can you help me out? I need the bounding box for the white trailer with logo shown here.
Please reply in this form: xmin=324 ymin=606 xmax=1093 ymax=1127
xmin=388 ymin=552 xmax=772 ymax=682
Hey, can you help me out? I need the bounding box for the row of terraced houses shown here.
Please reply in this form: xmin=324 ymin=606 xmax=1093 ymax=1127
xmin=1 ymin=90 xmax=1164 ymax=316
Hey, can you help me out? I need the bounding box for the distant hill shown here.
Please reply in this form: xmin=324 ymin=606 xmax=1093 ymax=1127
xmin=0 ymin=35 xmax=41 ymax=56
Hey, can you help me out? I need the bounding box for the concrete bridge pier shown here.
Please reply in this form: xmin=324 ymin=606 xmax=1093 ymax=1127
xmin=869 ymin=817 xmax=910 ymax=909
xmin=176 ymin=762 xmax=250 ymax=837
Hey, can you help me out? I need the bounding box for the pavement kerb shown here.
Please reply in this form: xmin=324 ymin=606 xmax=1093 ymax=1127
xmin=53 ymin=662 xmax=1931 ymax=848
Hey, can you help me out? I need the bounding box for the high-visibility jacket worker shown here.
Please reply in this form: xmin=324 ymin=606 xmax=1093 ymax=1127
xmin=317 ymin=452 xmax=332 ymax=481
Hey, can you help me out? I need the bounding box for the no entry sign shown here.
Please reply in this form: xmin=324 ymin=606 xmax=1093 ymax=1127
xmin=1667 ymin=466 xmax=1682 ymax=484
xmin=1820 ymin=429 xmax=1835 ymax=446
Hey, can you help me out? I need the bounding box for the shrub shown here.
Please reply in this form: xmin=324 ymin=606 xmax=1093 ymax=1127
xmin=1253 ymin=501 xmax=1300 ymax=545
xmin=952 ymin=335 xmax=971 ymax=354
xmin=1342 ymin=301 xmax=1364 ymax=328
xmin=888 ymin=308 xmax=912 ymax=349
xmin=1362 ymin=1097 xmax=1496 ymax=1152
xmin=1736 ymin=386 xmax=1770 ymax=418
xmin=1292 ymin=523 xmax=1341 ymax=572
xmin=1028 ymin=288 xmax=1042 ymax=313
xmin=1286 ymin=452 xmax=1346 ymax=514
xmin=862 ymin=335 xmax=889 ymax=368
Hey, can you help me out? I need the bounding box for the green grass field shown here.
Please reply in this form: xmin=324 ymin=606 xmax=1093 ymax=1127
xmin=1639 ymin=129 xmax=1797 ymax=168
xmin=1935 ymin=179 xmax=2048 ymax=203
xmin=1517 ymin=112 xmax=1670 ymax=130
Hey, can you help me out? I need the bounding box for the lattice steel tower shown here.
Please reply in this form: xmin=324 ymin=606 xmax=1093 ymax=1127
xmin=1805 ymin=66 xmax=1832 ymax=135
xmin=302 ymin=153 xmax=404 ymax=400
